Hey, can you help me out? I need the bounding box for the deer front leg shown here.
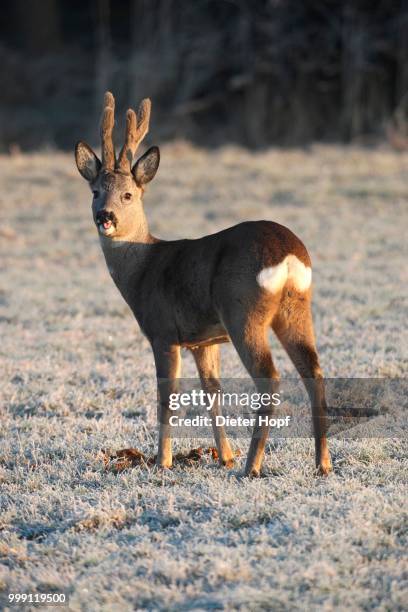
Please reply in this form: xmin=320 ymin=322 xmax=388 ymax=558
xmin=190 ymin=345 xmax=235 ymax=468
xmin=152 ymin=341 xmax=181 ymax=469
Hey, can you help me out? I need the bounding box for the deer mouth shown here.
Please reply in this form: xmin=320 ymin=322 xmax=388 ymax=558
xmin=98 ymin=219 xmax=116 ymax=236
xmin=96 ymin=212 xmax=117 ymax=237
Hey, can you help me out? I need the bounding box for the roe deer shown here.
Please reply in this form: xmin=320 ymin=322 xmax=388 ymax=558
xmin=75 ymin=92 xmax=332 ymax=477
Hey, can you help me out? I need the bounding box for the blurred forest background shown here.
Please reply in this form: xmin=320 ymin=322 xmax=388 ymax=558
xmin=0 ymin=0 xmax=407 ymax=150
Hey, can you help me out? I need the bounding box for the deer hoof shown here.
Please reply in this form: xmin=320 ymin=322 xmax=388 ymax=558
xmin=317 ymin=461 xmax=332 ymax=476
xmin=220 ymin=458 xmax=235 ymax=469
xmin=244 ymin=467 xmax=261 ymax=478
xmin=156 ymin=460 xmax=172 ymax=470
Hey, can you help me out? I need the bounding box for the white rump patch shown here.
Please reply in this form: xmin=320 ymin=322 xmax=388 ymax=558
xmin=257 ymin=255 xmax=312 ymax=293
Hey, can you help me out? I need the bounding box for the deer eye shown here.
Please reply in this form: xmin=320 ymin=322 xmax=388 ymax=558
xmin=92 ymin=190 xmax=99 ymax=198
xmin=123 ymin=192 xmax=132 ymax=201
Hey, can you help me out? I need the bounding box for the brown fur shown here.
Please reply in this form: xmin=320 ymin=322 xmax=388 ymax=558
xmin=75 ymin=92 xmax=332 ymax=477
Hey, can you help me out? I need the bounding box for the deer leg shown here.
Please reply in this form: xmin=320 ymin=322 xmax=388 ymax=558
xmin=152 ymin=341 xmax=181 ymax=469
xmin=190 ymin=344 xmax=235 ymax=468
xmin=224 ymin=319 xmax=280 ymax=477
xmin=273 ymin=300 xmax=332 ymax=475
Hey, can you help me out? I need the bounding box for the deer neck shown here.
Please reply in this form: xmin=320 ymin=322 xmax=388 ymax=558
xmin=98 ymin=215 xmax=156 ymax=298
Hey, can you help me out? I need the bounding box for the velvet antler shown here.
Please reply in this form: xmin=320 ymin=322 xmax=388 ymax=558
xmin=100 ymin=91 xmax=115 ymax=170
xmin=117 ymin=98 xmax=151 ymax=172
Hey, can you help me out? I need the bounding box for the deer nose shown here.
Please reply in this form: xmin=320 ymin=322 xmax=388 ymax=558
xmin=96 ymin=209 xmax=117 ymax=225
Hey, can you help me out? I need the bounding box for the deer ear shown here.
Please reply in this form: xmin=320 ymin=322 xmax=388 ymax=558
xmin=75 ymin=141 xmax=101 ymax=182
xmin=132 ymin=146 xmax=160 ymax=186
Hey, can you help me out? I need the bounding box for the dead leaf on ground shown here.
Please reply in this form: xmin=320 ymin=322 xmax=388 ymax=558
xmin=173 ymin=447 xmax=204 ymax=465
xmin=101 ymin=446 xmax=241 ymax=472
xmin=101 ymin=448 xmax=150 ymax=473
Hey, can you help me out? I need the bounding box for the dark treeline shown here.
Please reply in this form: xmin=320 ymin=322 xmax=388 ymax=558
xmin=0 ymin=0 xmax=407 ymax=150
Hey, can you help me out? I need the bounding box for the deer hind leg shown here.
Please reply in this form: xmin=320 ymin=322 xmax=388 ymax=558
xmin=273 ymin=293 xmax=332 ymax=475
xmin=190 ymin=344 xmax=235 ymax=468
xmin=222 ymin=314 xmax=280 ymax=477
xmin=152 ymin=341 xmax=181 ymax=469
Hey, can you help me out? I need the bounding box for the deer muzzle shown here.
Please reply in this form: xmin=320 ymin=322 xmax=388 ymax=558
xmin=96 ymin=210 xmax=117 ymax=236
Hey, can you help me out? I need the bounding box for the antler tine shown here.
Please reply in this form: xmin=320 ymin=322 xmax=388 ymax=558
xmin=100 ymin=91 xmax=116 ymax=170
xmin=117 ymin=109 xmax=137 ymax=170
xmin=136 ymin=98 xmax=151 ymax=142
xmin=118 ymin=98 xmax=151 ymax=171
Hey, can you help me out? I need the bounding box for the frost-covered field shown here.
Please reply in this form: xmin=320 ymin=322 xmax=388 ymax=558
xmin=0 ymin=144 xmax=407 ymax=610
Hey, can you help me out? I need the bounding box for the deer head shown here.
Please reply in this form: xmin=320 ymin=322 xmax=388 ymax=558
xmin=75 ymin=92 xmax=160 ymax=240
